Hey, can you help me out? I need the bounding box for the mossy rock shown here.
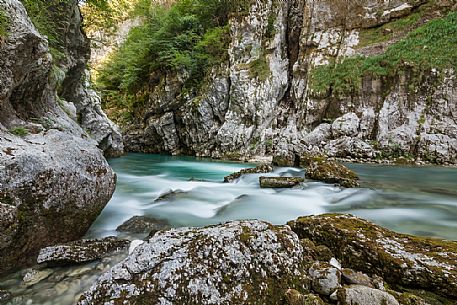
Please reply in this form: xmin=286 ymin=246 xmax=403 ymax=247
xmin=224 ymin=164 xmax=273 ymax=182
xmin=288 ymin=214 xmax=457 ymax=300
xmin=304 ymin=158 xmax=359 ymax=188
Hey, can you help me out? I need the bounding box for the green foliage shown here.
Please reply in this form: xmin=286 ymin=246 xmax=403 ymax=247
xmin=81 ymin=0 xmax=151 ymax=35
xmin=96 ymin=0 xmax=243 ymax=112
xmin=10 ymin=127 xmax=28 ymax=137
xmin=265 ymin=13 xmax=276 ymax=39
xmin=20 ymin=0 xmax=67 ymax=60
xmin=311 ymin=12 xmax=457 ymax=96
xmin=0 ymin=8 xmax=8 ymax=38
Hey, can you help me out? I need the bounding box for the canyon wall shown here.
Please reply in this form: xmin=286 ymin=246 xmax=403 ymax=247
xmin=122 ymin=0 xmax=457 ymax=164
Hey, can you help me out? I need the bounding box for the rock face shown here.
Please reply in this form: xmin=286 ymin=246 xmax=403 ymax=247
xmin=259 ymin=176 xmax=304 ymax=188
xmin=121 ymin=0 xmax=457 ymax=164
xmin=78 ymin=220 xmax=308 ymax=305
xmin=288 ymin=214 xmax=457 ymax=299
xmin=0 ymin=0 xmax=121 ymax=273
xmin=37 ymin=237 xmax=129 ymax=266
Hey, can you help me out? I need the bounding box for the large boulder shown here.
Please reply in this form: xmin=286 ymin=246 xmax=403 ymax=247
xmin=0 ymin=0 xmax=118 ymax=273
xmin=78 ymin=220 xmax=309 ymax=305
xmin=289 ymin=214 xmax=457 ymax=299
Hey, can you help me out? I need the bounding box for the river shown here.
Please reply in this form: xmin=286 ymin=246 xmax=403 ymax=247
xmin=1 ymin=153 xmax=457 ymax=304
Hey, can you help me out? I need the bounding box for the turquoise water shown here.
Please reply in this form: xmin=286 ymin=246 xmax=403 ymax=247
xmin=88 ymin=153 xmax=457 ymax=240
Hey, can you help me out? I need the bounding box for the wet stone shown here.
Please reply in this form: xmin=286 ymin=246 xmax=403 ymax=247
xmin=37 ymin=237 xmax=129 ymax=267
xmin=224 ymin=164 xmax=273 ymax=182
xmin=259 ymin=176 xmax=304 ymax=188
xmin=116 ymin=216 xmax=170 ymax=235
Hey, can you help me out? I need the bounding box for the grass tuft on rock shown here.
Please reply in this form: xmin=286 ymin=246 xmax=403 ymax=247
xmin=0 ymin=8 xmax=9 ymax=38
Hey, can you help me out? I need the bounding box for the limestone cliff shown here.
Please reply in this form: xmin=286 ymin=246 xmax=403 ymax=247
xmin=120 ymin=0 xmax=457 ymax=164
xmin=0 ymin=0 xmax=123 ymax=274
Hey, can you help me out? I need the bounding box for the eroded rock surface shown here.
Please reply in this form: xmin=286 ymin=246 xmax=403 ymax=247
xmin=289 ymin=214 xmax=457 ymax=298
xmin=78 ymin=220 xmax=308 ymax=305
xmin=37 ymin=237 xmax=129 ymax=266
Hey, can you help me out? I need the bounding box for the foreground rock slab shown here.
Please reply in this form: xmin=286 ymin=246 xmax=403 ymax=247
xmin=259 ymin=176 xmax=304 ymax=188
xmin=78 ymin=220 xmax=307 ymax=305
xmin=289 ymin=214 xmax=457 ymax=299
xmin=224 ymin=164 xmax=273 ymax=182
xmin=37 ymin=237 xmax=129 ymax=266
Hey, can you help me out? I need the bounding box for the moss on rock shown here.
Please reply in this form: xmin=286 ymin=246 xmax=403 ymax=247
xmin=288 ymin=214 xmax=457 ymax=299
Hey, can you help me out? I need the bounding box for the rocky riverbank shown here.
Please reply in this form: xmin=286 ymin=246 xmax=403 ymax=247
xmin=0 ymin=0 xmax=123 ymax=274
xmin=72 ymin=214 xmax=456 ymax=305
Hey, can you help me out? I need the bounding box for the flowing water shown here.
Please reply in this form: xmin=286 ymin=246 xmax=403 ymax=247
xmin=2 ymin=153 xmax=457 ymax=304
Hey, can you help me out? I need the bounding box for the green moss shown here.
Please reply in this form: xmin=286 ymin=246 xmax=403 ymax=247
xmin=265 ymin=13 xmax=276 ymax=39
xmin=249 ymin=54 xmax=270 ymax=81
xmin=239 ymin=226 xmax=252 ymax=243
xmin=0 ymin=8 xmax=9 ymax=38
xmin=310 ymin=11 xmax=457 ymax=96
xmin=10 ymin=127 xmax=29 ymax=137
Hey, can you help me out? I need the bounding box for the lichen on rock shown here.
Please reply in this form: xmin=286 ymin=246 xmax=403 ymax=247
xmin=78 ymin=220 xmax=309 ymax=305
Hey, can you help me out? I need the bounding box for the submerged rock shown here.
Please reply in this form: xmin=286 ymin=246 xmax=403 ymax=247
xmin=289 ymin=214 xmax=457 ymax=299
xmin=154 ymin=189 xmax=186 ymax=203
xmin=259 ymin=176 xmax=304 ymax=188
xmin=37 ymin=237 xmax=129 ymax=267
xmin=223 ymin=164 xmax=273 ymax=182
xmin=78 ymin=220 xmax=308 ymax=305
xmin=22 ymin=268 xmax=53 ymax=287
xmin=0 ymin=290 xmax=11 ymax=304
xmin=116 ymin=216 xmax=170 ymax=235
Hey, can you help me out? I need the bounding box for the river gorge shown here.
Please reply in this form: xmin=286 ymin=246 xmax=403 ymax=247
xmin=1 ymin=155 xmax=456 ymax=304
